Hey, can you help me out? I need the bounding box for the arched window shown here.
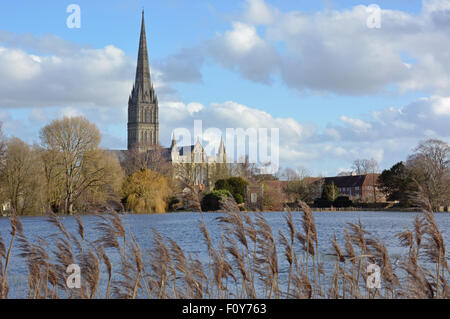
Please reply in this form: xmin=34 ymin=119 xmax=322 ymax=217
xmin=195 ymin=166 xmax=202 ymax=185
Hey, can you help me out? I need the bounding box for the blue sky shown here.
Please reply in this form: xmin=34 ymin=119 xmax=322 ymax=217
xmin=1 ymin=0 xmax=450 ymax=176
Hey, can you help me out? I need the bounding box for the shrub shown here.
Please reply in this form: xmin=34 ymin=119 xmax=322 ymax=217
xmin=215 ymin=177 xmax=248 ymax=204
xmin=314 ymin=197 xmax=333 ymax=208
xmin=201 ymin=190 xmax=231 ymax=212
xmin=333 ymin=196 xmax=353 ymax=208
xmin=322 ymin=183 xmax=339 ymax=202
xmin=234 ymin=193 xmax=244 ymax=204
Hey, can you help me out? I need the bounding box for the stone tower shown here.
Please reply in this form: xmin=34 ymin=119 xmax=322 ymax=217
xmin=127 ymin=11 xmax=159 ymax=151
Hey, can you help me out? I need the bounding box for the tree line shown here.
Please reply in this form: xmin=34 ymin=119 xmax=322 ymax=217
xmin=253 ymin=140 xmax=450 ymax=211
xmin=378 ymin=139 xmax=450 ymax=210
xmin=0 ymin=117 xmax=124 ymax=215
xmin=1 ymin=116 xmax=449 ymax=215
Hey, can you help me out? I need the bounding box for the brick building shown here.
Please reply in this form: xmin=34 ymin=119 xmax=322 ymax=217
xmin=318 ymin=174 xmax=385 ymax=202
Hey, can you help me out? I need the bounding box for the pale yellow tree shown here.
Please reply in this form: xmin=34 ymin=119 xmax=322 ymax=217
xmin=122 ymin=169 xmax=171 ymax=214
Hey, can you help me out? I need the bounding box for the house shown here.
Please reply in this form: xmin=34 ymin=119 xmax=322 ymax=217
xmin=245 ymin=180 xmax=289 ymax=211
xmin=1 ymin=201 xmax=11 ymax=216
xmin=318 ymin=174 xmax=385 ymax=202
xmin=245 ymin=184 xmax=264 ymax=211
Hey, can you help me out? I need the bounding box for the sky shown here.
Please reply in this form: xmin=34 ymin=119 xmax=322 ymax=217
xmin=1 ymin=0 xmax=450 ymax=176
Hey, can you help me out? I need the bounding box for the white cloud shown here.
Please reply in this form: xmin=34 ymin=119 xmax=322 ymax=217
xmin=339 ymin=116 xmax=372 ymax=132
xmin=186 ymin=102 xmax=204 ymax=115
xmin=0 ymin=47 xmax=42 ymax=81
xmin=198 ymin=1 xmax=450 ymax=95
xmin=0 ymin=44 xmax=135 ymax=109
xmin=325 ymin=127 xmax=341 ymax=140
xmin=431 ymin=95 xmax=450 ymax=115
xmin=208 ymin=22 xmax=280 ymax=83
xmin=423 ymin=0 xmax=450 ymax=15
xmin=59 ymin=107 xmax=84 ymax=118
xmin=223 ymin=22 xmax=263 ymax=55
xmin=242 ymin=0 xmax=275 ymax=25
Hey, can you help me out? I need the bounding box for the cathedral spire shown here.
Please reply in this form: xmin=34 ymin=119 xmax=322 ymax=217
xmin=134 ymin=10 xmax=152 ymax=100
xmin=128 ymin=11 xmax=159 ymax=151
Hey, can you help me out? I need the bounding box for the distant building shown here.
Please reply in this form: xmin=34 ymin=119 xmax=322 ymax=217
xmin=245 ymin=184 xmax=264 ymax=211
xmin=316 ymin=174 xmax=385 ymax=202
xmin=1 ymin=201 xmax=11 ymax=216
xmin=244 ymin=180 xmax=289 ymax=211
xmin=167 ymin=136 xmax=228 ymax=188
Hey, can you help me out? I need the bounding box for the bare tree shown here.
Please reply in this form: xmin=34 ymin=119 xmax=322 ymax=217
xmin=40 ymin=116 xmax=123 ymax=215
xmin=283 ymin=168 xmax=300 ymax=181
xmin=121 ymin=143 xmax=172 ymax=178
xmin=352 ymin=158 xmax=380 ymax=175
xmin=406 ymin=139 xmax=450 ymax=209
xmin=39 ymin=147 xmax=64 ymax=213
xmin=75 ymin=150 xmax=124 ymax=212
xmin=309 ymin=178 xmax=325 ymax=200
xmin=232 ymin=155 xmax=259 ymax=182
xmin=0 ymin=138 xmax=44 ymax=215
xmin=172 ymin=162 xmax=202 ymax=212
xmin=0 ymin=122 xmax=5 ymax=160
xmin=352 ymin=158 xmax=380 ymax=202
xmin=282 ymin=167 xmax=315 ymax=203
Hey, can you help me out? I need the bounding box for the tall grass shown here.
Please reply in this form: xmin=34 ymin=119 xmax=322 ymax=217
xmin=0 ymin=200 xmax=448 ymax=299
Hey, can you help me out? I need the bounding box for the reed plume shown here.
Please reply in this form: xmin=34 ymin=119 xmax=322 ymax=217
xmin=1 ymin=198 xmax=448 ymax=300
xmin=79 ymin=248 xmax=100 ymax=299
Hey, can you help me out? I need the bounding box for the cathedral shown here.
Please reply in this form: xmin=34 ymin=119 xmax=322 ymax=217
xmin=127 ymin=11 xmax=159 ymax=150
xmin=126 ymin=12 xmax=227 ymax=188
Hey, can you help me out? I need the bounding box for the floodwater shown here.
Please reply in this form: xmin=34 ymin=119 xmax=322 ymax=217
xmin=1 ymin=211 xmax=449 ymax=298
